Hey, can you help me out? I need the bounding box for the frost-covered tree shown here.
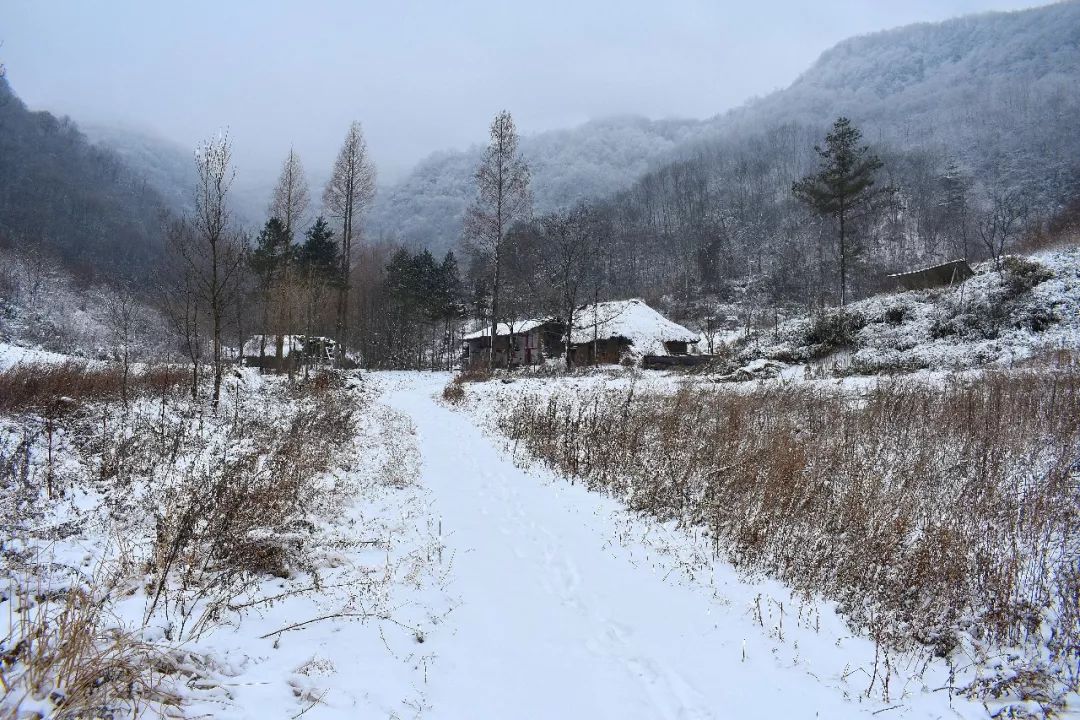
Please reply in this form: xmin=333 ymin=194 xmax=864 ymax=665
xmin=270 ymin=149 xmax=311 ymax=243
xmin=324 ymin=122 xmax=376 ymax=365
xmin=793 ymin=117 xmax=884 ymax=306
xmin=976 ymin=188 xmax=1027 ymax=272
xmin=464 ymin=110 xmax=531 ymax=368
xmin=166 ymin=133 xmax=245 ymax=407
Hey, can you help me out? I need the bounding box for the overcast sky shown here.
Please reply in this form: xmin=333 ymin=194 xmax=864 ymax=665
xmin=4 ymin=0 xmax=1051 ymax=185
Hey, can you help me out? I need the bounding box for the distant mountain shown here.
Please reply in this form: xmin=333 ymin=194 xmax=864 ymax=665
xmin=0 ymin=77 xmax=172 ymax=281
xmin=373 ymin=1 xmax=1080 ymax=254
xmin=84 ymin=124 xmax=270 ymax=229
xmin=703 ymin=0 xmax=1080 ymax=198
xmin=367 ymin=115 xmax=710 ymax=254
xmin=82 ymin=124 xmax=196 ymax=217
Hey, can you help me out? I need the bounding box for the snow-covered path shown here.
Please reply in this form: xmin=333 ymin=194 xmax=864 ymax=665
xmin=382 ymin=373 xmax=973 ymax=720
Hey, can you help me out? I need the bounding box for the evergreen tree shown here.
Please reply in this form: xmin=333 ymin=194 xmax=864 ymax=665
xmin=793 ymin=117 xmax=884 ymax=306
xmin=251 ymin=217 xmax=289 ymax=279
xmin=249 ymin=217 xmax=289 ymax=359
xmin=299 ymin=216 xmax=338 ymax=278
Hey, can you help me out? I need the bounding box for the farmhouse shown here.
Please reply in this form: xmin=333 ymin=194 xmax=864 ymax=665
xmin=242 ymin=334 xmax=338 ymax=371
xmin=460 ymin=299 xmax=700 ymax=368
xmin=568 ymin=299 xmax=700 ymax=365
xmin=461 ymin=319 xmax=565 ymax=369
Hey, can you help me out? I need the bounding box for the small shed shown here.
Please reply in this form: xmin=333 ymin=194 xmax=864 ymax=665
xmin=568 ymin=299 xmax=700 ymax=366
xmin=242 ymin=334 xmax=338 ymax=371
xmin=888 ymin=259 xmax=974 ymax=291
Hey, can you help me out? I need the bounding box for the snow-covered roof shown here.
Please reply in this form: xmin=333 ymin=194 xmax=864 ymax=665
xmin=570 ymin=299 xmax=700 ymax=354
xmin=462 ymin=319 xmax=552 ymax=341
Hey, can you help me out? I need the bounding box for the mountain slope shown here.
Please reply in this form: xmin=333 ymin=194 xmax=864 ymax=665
xmin=710 ymin=0 xmax=1080 ymax=195
xmin=0 ymin=77 xmax=172 ymax=281
xmin=374 ymin=1 xmax=1080 ymax=254
xmin=368 ymin=116 xmax=708 ymax=253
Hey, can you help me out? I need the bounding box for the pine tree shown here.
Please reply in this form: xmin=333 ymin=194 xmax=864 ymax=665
xmin=298 ymin=216 xmax=338 ymax=278
xmin=250 ymin=217 xmax=289 ymax=360
xmin=793 ymin=117 xmax=884 ymax=306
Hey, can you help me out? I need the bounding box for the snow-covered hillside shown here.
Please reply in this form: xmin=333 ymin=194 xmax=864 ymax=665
xmin=370 ymin=2 xmax=1080 ymax=254
xmin=736 ymin=247 xmax=1080 ymax=375
xmin=368 ymin=115 xmax=706 ymax=254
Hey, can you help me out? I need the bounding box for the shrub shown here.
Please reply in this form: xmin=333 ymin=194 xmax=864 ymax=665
xmin=803 ymin=310 xmax=866 ymax=355
xmin=1001 ymin=256 xmax=1053 ymax=299
xmin=442 ymin=381 xmax=465 ymax=404
xmin=454 ymin=367 xmax=494 ymax=384
xmin=883 ymin=305 xmax=908 ymax=325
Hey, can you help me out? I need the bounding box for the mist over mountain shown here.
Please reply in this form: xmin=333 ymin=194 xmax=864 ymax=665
xmin=373 ymin=1 xmax=1079 ymax=255
xmin=702 ymin=0 xmax=1080 ymax=196
xmin=367 ymin=115 xmax=709 ymax=254
xmin=83 ymin=124 xmax=273 ymax=229
xmin=0 ymin=77 xmax=171 ymax=280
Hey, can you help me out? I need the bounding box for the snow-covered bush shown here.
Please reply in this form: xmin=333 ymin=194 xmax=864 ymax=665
xmin=803 ymin=309 xmax=866 ymax=354
xmin=1001 ymin=255 xmax=1053 ymax=299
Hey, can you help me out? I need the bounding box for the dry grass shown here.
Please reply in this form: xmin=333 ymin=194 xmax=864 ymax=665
xmin=500 ymin=368 xmax=1080 ymax=705
xmin=141 ymin=373 xmax=359 ymax=639
xmin=0 ymin=362 xmax=187 ymax=415
xmin=453 ymin=367 xmax=494 ymax=384
xmin=1 ymin=576 xmax=178 ymax=719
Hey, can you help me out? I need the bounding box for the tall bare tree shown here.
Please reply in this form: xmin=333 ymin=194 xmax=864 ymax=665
xmin=268 ymin=149 xmax=311 ymax=372
xmin=166 ymin=133 xmax=245 ymax=408
xmin=464 ymin=110 xmax=531 ymax=368
xmin=323 ymin=122 xmax=376 ymax=366
xmin=538 ymin=205 xmax=602 ymax=367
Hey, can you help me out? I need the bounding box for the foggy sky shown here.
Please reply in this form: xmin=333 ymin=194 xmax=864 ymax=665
xmin=4 ymin=0 xmax=1052 ymax=187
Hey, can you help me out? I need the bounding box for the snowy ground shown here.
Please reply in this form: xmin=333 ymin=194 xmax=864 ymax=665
xmin=382 ymin=371 xmax=985 ymax=719
xmin=4 ymin=364 xmax=1060 ymax=718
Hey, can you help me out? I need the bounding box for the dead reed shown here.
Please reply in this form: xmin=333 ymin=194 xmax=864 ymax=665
xmin=0 ymin=362 xmax=187 ymax=414
xmin=499 ymin=369 xmax=1080 ymax=700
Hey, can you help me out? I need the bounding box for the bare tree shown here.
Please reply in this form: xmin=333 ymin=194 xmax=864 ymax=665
xmin=102 ymin=283 xmax=143 ymax=408
xmin=464 ymin=110 xmax=531 ymax=368
xmin=323 ymin=122 xmax=376 ymax=366
xmin=162 ymin=219 xmax=203 ymax=401
xmin=976 ymin=187 xmax=1027 ymax=271
xmin=538 ymin=205 xmax=602 ymax=367
xmin=268 ymin=149 xmax=311 ymax=374
xmin=166 ymin=133 xmax=245 ymax=408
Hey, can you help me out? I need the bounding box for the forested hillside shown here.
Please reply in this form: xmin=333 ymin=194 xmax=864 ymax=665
xmin=482 ymin=1 xmax=1080 ymax=324
xmin=373 ymin=1 xmax=1080 ymax=290
xmin=368 ymin=116 xmax=707 ymax=253
xmin=0 ymin=77 xmax=172 ymax=280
